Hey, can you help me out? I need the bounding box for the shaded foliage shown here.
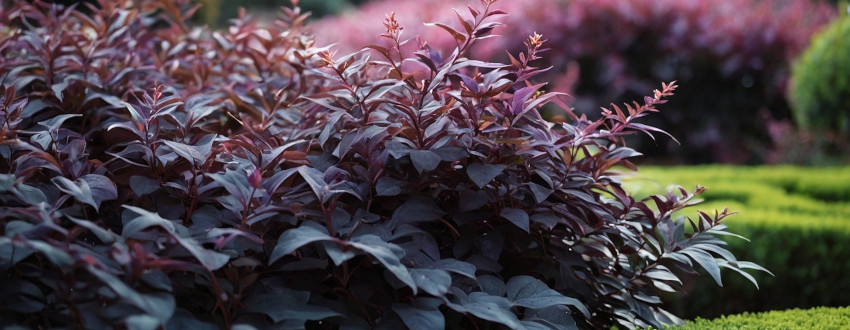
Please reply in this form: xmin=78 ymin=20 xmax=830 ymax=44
xmin=0 ymin=0 xmax=764 ymax=328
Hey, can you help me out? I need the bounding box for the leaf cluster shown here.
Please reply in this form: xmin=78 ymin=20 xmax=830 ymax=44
xmin=1 ymin=0 xmax=765 ymax=329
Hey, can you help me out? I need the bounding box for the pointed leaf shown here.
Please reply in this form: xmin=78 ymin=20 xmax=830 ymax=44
xmin=409 ymin=150 xmax=442 ymax=173
xmin=506 ymin=276 xmax=589 ymax=317
xmin=410 ymin=268 xmax=451 ymax=296
xmin=448 ymin=292 xmax=519 ymax=329
xmin=38 ymin=113 xmax=81 ymax=133
xmin=172 ymin=235 xmax=230 ymax=271
xmin=393 ymin=298 xmax=444 ymax=330
xmin=122 ymin=205 xmax=176 ymax=235
xmin=298 ymin=166 xmax=327 ymax=199
xmin=523 ymin=305 xmax=578 ymax=330
xmin=528 ymin=183 xmax=552 ymax=204
xmin=478 ymin=275 xmax=507 ymax=296
xmin=391 ymin=196 xmax=444 ymax=225
xmin=162 ymin=140 xmax=203 ymax=165
xmin=52 ymin=176 xmax=98 ymax=211
xmin=681 ymin=249 xmax=722 ymax=286
xmin=349 ymin=235 xmax=416 ymax=293
xmin=244 ymin=282 xmax=340 ymax=323
xmin=376 ymin=176 xmax=403 ymax=196
xmin=270 ymin=223 xmax=333 ymax=264
xmin=87 ymin=266 xmax=175 ymax=324
xmin=67 ymin=216 xmax=119 ymax=244
xmin=511 ymin=83 xmax=545 ymax=116
xmin=500 ymin=208 xmax=530 ymax=233
xmin=323 ymin=241 xmax=356 ymax=266
xmin=433 ymin=258 xmax=477 ymax=278
xmin=80 ymin=174 xmax=118 ymax=209
xmin=530 ymin=213 xmax=563 ymax=230
xmin=130 ymin=175 xmax=159 ymax=196
xmin=467 ymin=163 xmax=506 ymax=188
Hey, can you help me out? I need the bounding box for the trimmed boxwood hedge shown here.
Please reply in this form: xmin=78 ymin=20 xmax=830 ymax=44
xmin=671 ymin=306 xmax=850 ymax=329
xmin=625 ymin=166 xmax=850 ymax=319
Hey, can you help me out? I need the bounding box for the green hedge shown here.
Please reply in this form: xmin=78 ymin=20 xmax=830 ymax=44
xmin=671 ymin=306 xmax=850 ymax=329
xmin=624 ymin=166 xmax=850 ymax=319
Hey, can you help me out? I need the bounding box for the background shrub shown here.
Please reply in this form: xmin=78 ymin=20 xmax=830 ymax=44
xmin=191 ymin=0 xmax=371 ymax=27
xmin=671 ymin=306 xmax=850 ymax=329
xmin=626 ymin=166 xmax=850 ymax=319
xmin=789 ymin=9 xmax=850 ymax=161
xmin=312 ymin=0 xmax=836 ymax=164
xmin=0 ymin=0 xmax=764 ymax=329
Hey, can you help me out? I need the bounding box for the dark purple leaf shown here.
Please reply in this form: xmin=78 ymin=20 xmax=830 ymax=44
xmin=87 ymin=265 xmax=175 ymax=325
xmin=349 ymin=235 xmax=417 ymax=293
xmin=129 ymin=175 xmax=159 ymax=196
xmin=447 ymin=292 xmax=519 ymax=329
xmin=244 ymin=280 xmax=340 ymax=323
xmin=298 ymin=166 xmax=328 ymax=200
xmin=467 ymin=163 xmax=506 ymax=189
xmin=409 ymin=150 xmax=442 ymax=173
xmin=80 ymin=174 xmax=118 ymax=209
xmin=477 ymin=275 xmax=507 ymax=296
xmin=500 ymin=208 xmax=530 ymax=233
xmin=522 ymin=305 xmax=578 ymax=330
xmin=528 ymin=183 xmax=552 ymax=204
xmin=457 ymin=189 xmax=489 ymax=212
xmin=433 ymin=258 xmax=477 ymax=279
xmin=432 ymin=146 xmax=468 ymax=161
xmin=392 ymin=298 xmax=444 ymax=330
xmin=530 ymin=213 xmax=563 ymax=230
xmin=506 ymin=275 xmax=589 ymax=317
xmin=410 ymin=268 xmax=451 ymax=296
xmin=376 ymin=176 xmax=404 ymax=197
xmin=458 ymin=74 xmax=479 ymax=93
xmin=38 ymin=113 xmax=81 ymax=133
xmin=511 ymin=83 xmax=545 ymax=116
xmin=270 ymin=222 xmax=334 ymax=264
xmin=52 ymin=176 xmax=99 ymax=211
xmin=391 ymin=196 xmax=444 ymax=226
xmin=323 ymin=241 xmax=356 ymax=266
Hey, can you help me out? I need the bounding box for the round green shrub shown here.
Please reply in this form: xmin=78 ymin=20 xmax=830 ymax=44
xmin=790 ymin=10 xmax=850 ymax=137
xmin=672 ymin=306 xmax=850 ymax=329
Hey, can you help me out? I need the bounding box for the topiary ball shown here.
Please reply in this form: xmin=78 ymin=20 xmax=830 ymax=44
xmin=789 ymin=9 xmax=850 ymax=137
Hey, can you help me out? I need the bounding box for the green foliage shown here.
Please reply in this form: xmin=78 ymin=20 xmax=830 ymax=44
xmin=671 ymin=306 xmax=850 ymax=329
xmin=626 ymin=166 xmax=850 ymax=318
xmin=790 ymin=11 xmax=850 ymax=138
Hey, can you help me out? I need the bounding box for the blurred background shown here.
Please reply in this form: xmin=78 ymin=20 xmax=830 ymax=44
xmin=192 ymin=0 xmax=848 ymax=166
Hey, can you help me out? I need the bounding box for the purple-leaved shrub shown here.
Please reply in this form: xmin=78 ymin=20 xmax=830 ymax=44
xmin=0 ymin=0 xmax=767 ymax=328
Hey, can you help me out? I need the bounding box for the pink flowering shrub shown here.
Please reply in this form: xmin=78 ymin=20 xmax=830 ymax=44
xmin=312 ymin=0 xmax=836 ymax=163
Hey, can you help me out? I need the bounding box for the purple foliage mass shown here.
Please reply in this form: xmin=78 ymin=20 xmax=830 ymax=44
xmin=0 ymin=0 xmax=768 ymax=329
